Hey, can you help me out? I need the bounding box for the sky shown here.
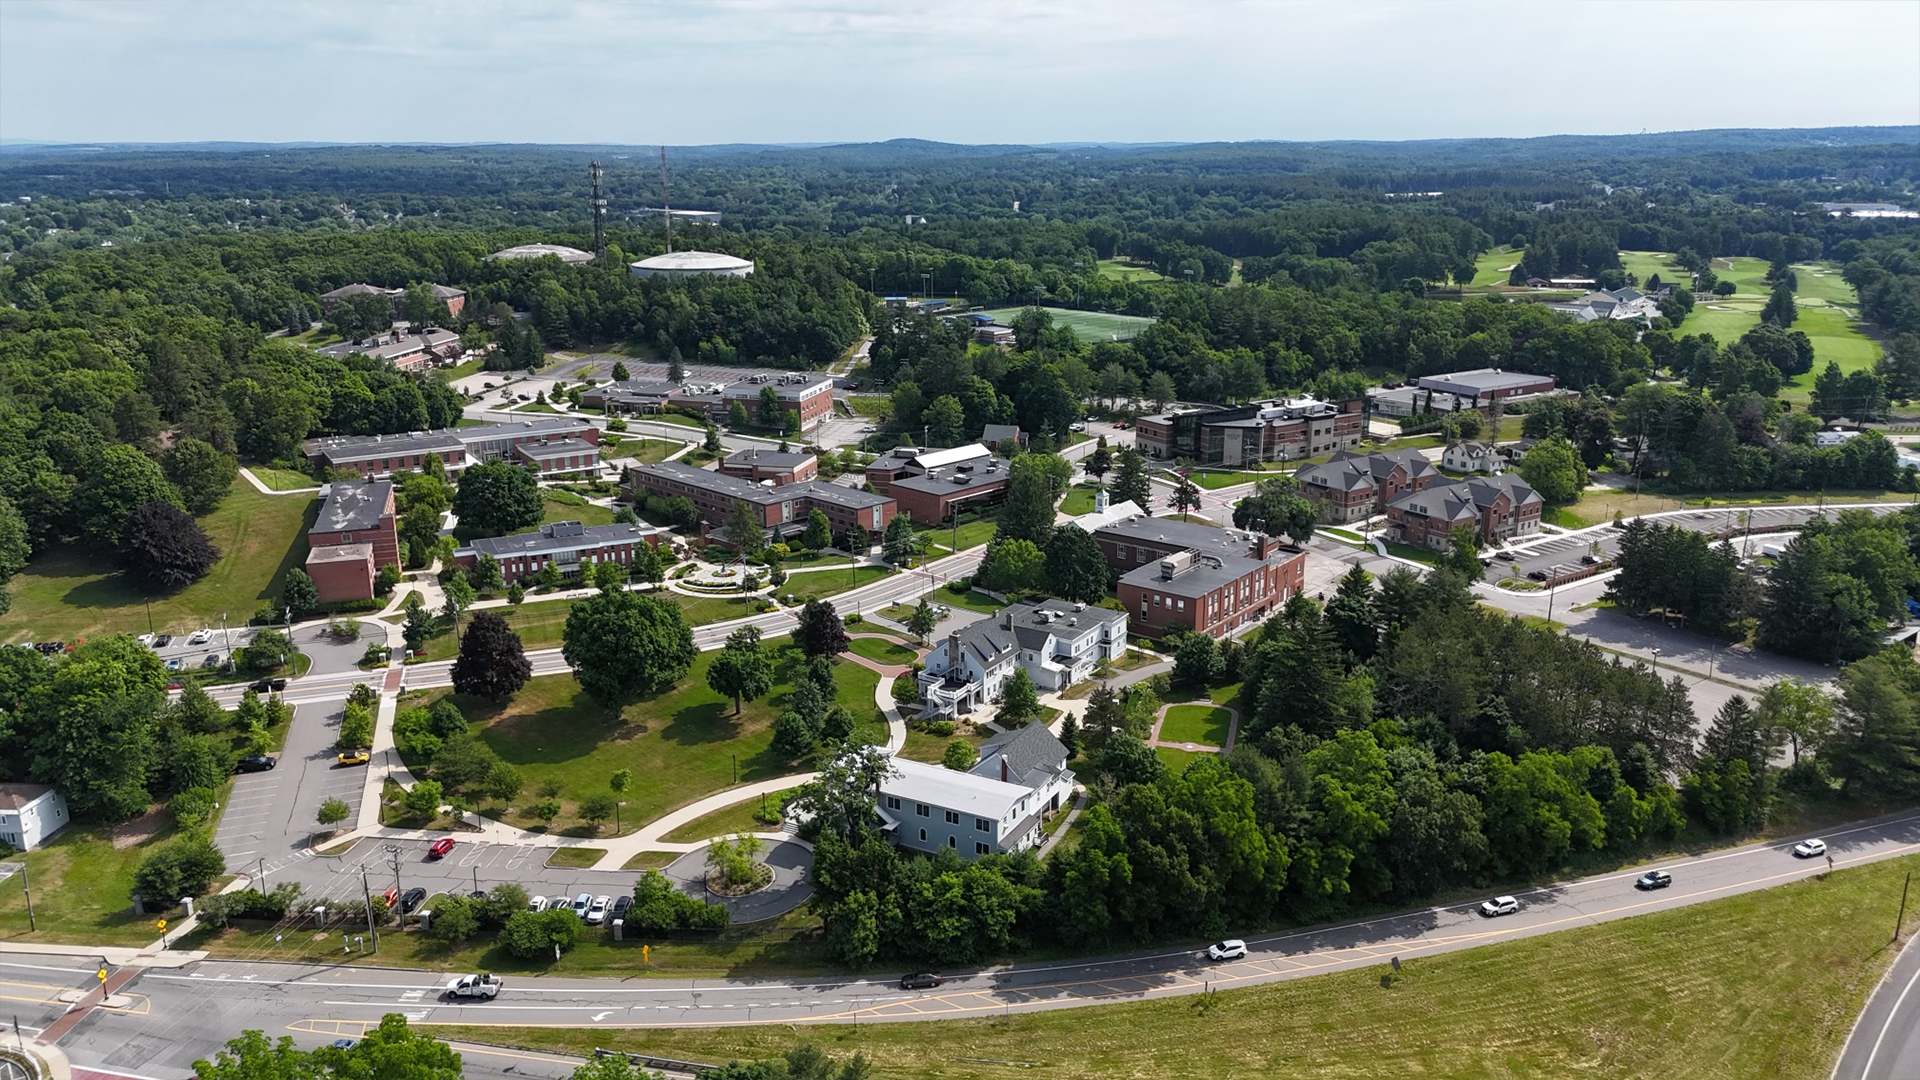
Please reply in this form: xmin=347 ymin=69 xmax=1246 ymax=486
xmin=3 ymin=0 xmax=1917 ymax=146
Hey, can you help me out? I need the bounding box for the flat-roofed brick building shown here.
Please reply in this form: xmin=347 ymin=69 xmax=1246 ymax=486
xmin=305 ymin=481 xmax=400 ymax=602
xmin=1134 ymin=395 xmax=1364 ymax=466
xmin=720 ymin=449 xmax=817 ymax=485
xmin=304 ymin=417 xmax=599 ymax=479
xmin=454 ymin=521 xmax=667 ymax=585
xmin=625 ymin=461 xmax=894 ymax=547
xmin=866 ymin=444 xmax=1011 ymax=524
xmin=1090 ymin=514 xmax=1305 ymax=640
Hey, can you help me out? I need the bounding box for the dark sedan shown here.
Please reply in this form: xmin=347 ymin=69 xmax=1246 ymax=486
xmin=235 ymin=755 xmax=276 ymax=773
xmin=400 ymin=887 xmax=428 ymax=913
xmin=900 ymin=972 xmax=943 ymax=990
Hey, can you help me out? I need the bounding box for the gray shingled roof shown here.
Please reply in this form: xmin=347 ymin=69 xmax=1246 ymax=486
xmin=311 ymin=481 xmax=392 ymax=533
xmin=975 ymin=721 xmax=1069 ymax=782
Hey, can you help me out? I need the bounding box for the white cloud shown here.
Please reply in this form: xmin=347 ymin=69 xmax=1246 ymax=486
xmin=2 ymin=0 xmax=1915 ymax=144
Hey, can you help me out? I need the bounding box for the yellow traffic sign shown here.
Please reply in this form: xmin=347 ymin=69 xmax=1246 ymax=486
xmin=156 ymin=919 xmax=167 ymax=932
xmin=97 ymin=968 xmax=107 ymax=982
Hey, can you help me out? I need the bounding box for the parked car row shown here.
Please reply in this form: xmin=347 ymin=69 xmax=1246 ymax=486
xmin=525 ymin=891 xmax=634 ymax=925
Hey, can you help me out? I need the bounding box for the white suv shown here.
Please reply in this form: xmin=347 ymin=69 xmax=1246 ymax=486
xmin=187 ymin=628 xmax=214 ymax=646
xmin=1479 ymin=896 xmax=1520 ymax=917
xmin=585 ymin=895 xmax=612 ymax=925
xmin=1206 ymin=939 xmax=1248 ymax=961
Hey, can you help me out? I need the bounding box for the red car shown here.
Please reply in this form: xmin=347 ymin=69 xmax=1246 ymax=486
xmin=427 ymin=837 xmax=456 ymax=859
xmin=381 ymin=886 xmax=399 ymax=907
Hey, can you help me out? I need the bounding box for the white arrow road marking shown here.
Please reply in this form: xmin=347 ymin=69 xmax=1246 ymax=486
xmin=591 ymin=1011 xmax=614 ymax=1021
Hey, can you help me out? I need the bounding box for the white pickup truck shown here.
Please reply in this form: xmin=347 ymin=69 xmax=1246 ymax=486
xmin=444 ymin=973 xmax=503 ymax=1000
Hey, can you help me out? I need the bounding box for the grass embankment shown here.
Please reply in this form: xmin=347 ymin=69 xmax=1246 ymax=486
xmin=777 ymin=566 xmax=895 ymax=605
xmin=3 ymin=479 xmax=311 ymax=643
xmin=898 ymin=725 xmax=990 ymax=765
xmin=1565 ymin=488 xmax=1915 ymax=528
xmin=440 ymin=853 xmax=1920 ymax=1080
xmin=0 ymin=823 xmax=181 ymax=947
xmin=526 ymin=491 xmax=617 ymax=531
xmin=599 ymin=436 xmax=680 ymax=466
xmin=918 ymin=517 xmax=999 ymax=553
xmin=405 ymin=643 xmax=882 ymax=836
xmin=1094 ymin=258 xmax=1167 ymax=283
xmin=660 ymin=796 xmax=784 ymax=843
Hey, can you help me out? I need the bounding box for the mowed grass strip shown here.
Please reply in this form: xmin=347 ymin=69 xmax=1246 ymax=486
xmin=247 ymin=466 xmax=321 ymax=491
xmin=4 ymin=478 xmax=312 ymax=643
xmin=847 ymin=636 xmax=918 ymax=666
xmin=777 ymin=565 xmax=894 ymax=604
xmin=660 ymin=796 xmax=783 ymax=843
xmin=1158 ymin=705 xmax=1230 ymax=747
xmin=0 ymin=823 xmax=183 ymax=947
xmin=439 ymin=853 xmax=1920 ymax=1080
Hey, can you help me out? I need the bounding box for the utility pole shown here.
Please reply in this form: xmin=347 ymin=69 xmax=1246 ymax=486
xmin=1898 ymin=871 xmax=1912 ymax=942
xmin=359 ymin=865 xmax=379 ymax=953
xmin=385 ymin=844 xmax=403 ymax=929
xmin=20 ymin=862 xmax=34 ymax=932
xmin=589 ymin=160 xmax=607 ymax=263
xmin=257 ymin=857 xmax=267 ymax=891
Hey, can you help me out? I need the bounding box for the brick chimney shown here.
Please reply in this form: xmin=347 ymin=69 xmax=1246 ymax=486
xmin=946 ymin=629 xmax=962 ymax=670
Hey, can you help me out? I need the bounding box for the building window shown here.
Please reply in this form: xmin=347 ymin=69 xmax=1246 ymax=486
xmin=975 ymin=817 xmax=990 ymax=832
xmin=341 ymin=533 xmax=352 ymax=543
xmin=976 ymin=842 xmax=990 ymax=855
xmin=885 ymin=796 xmax=900 ymax=810
xmin=948 ymin=836 xmax=957 ymax=848
xmin=918 ymin=828 xmax=927 ymax=842
xmin=916 ymin=803 xmax=930 ymax=817
xmin=945 ymin=810 xmax=960 ymax=824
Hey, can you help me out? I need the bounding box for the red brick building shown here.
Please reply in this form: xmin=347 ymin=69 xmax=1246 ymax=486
xmin=1133 ymin=396 xmax=1364 ymax=465
xmin=512 ymin=437 xmax=601 ymax=478
xmin=866 ymin=444 xmax=1011 ymax=524
xmin=1385 ymin=474 xmax=1544 ymax=550
xmin=1090 ymin=515 xmax=1306 ymax=640
xmin=719 ymin=449 xmax=817 ymax=485
xmin=304 ymin=418 xmax=599 ymax=479
xmin=717 ymin=375 xmax=836 ymax=428
xmin=455 ymin=521 xmax=666 ymax=585
xmin=625 ymin=461 xmax=894 ymax=546
xmin=1296 ymin=449 xmax=1440 ymax=524
xmin=305 ymin=481 xmax=400 ymax=603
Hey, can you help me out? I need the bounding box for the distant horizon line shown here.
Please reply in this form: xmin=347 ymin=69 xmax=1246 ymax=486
xmin=2 ymin=125 xmax=1917 ymax=152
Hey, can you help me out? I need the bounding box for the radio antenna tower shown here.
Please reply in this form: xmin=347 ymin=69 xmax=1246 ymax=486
xmin=659 ymin=146 xmax=674 ymax=254
xmin=588 ymin=160 xmax=607 ymax=262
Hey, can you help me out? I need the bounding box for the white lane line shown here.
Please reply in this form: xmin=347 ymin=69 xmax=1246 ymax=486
xmin=0 ymin=961 xmax=91 ymax=974
xmin=1861 ymin=957 xmax=1920 ymax=1080
xmin=318 ymin=1000 xmax=620 ymax=1011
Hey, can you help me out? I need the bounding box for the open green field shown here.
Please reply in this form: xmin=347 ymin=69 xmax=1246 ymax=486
xmin=847 ymin=636 xmax=919 ymax=666
xmin=1094 ymin=258 xmax=1168 ymax=284
xmin=527 ymin=491 xmax=617 ymax=531
xmin=1153 ymin=745 xmax=1208 ymax=773
xmin=410 ymin=642 xmax=882 ymax=834
xmin=440 ymin=852 xmax=1920 ymax=1080
xmin=661 ymin=592 xmax=763 ymax=627
xmin=1158 ymin=704 xmax=1230 ymax=747
xmin=919 ymin=517 xmax=999 ymax=553
xmin=0 ymin=822 xmax=182 ymax=947
xmin=777 ymin=565 xmax=894 ymax=605
xmin=975 ymin=306 xmax=1157 ymax=342
xmin=880 ymin=587 xmax=1007 ymax=625
xmin=599 ymin=436 xmax=680 ymax=466
xmin=1060 ymin=485 xmax=1099 ymax=516
xmin=900 ymin=724 xmax=990 ymax=765
xmin=4 ymin=479 xmax=312 ymax=643
xmin=247 ymin=466 xmax=320 ymax=492
xmin=1565 ymin=487 xmax=1916 ymax=527
xmin=412 ymin=597 xmax=575 ymax=662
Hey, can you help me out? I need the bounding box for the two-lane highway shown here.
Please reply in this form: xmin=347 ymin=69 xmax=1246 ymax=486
xmin=38 ymin=809 xmax=1920 ymax=1079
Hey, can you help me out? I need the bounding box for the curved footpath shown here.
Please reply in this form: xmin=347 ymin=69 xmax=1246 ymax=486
xmin=1833 ymin=928 xmax=1920 ymax=1080
xmin=13 ymin=809 xmax=1918 ymax=1080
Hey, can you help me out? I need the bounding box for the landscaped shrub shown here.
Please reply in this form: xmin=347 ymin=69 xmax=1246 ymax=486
xmin=132 ymin=835 xmax=225 ymax=904
xmin=500 ymin=908 xmax=584 ymax=959
xmin=844 ymin=613 xmax=863 ymax=625
xmin=628 ymin=869 xmax=731 ymax=933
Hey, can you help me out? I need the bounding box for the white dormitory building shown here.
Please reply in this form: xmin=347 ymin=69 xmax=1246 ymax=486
xmin=0 ymin=784 xmax=70 ymax=852
xmin=917 ymin=599 xmax=1128 ymax=719
xmin=878 ymin=723 xmax=1076 ymax=861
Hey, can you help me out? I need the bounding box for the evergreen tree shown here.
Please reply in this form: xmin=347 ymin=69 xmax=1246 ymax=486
xmin=611 ymin=361 xmax=630 ymax=381
xmin=882 ymin=512 xmax=923 ymax=566
xmin=1108 ymin=447 xmax=1152 ymax=510
xmin=1324 ymin=565 xmax=1378 ymax=660
xmin=668 ymin=348 xmax=686 ymax=384
xmin=997 ymin=457 xmax=1061 ymax=546
xmin=1044 ymin=526 xmax=1110 ymax=605
xmin=1167 ymin=475 xmax=1203 ymax=520
xmin=1760 ymin=282 xmax=1797 ymax=327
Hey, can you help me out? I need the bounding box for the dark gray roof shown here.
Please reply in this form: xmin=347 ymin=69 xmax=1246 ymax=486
xmin=1414 ymin=368 xmax=1552 ymax=396
xmin=780 ymin=480 xmax=889 ymax=510
xmin=1389 ymin=473 xmax=1542 ymax=521
xmin=1120 ymin=550 xmax=1278 ymax=598
xmin=320 ymin=282 xmax=394 ymax=301
xmin=305 ymin=416 xmax=593 ymax=463
xmin=1302 ymin=449 xmax=1436 ymax=490
xmin=637 ymin=460 xmax=785 ymax=504
xmin=1090 ymin=515 xmax=1251 ymax=558
xmin=515 ymin=438 xmax=598 ymax=460
xmin=975 ymin=721 xmax=1069 ymax=783
xmin=463 ymin=521 xmax=658 ymax=558
xmin=981 ymin=424 xmax=1022 ymax=445
xmin=889 ymin=458 xmax=1012 ymax=496
xmin=311 ymin=481 xmax=392 ymax=533
xmin=725 ymin=448 xmax=814 ymax=470
xmin=1296 ymin=458 xmax=1373 ymax=492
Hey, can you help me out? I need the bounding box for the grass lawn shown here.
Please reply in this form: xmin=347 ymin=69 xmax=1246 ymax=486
xmin=660 ymin=796 xmax=783 ymax=843
xmin=1187 ymin=470 xmax=1266 ymax=490
xmin=1382 ymin=540 xmax=1439 ymax=565
xmin=845 ymin=396 xmax=888 ymax=418
xmin=661 ymin=592 xmax=764 ymax=627
xmin=247 ymin=466 xmax=319 ymax=491
xmin=1095 ymin=258 xmax=1168 ymax=283
xmin=4 ymin=479 xmax=312 ymax=643
xmin=883 ymin=588 xmax=1008 ymax=626
xmin=621 ymin=851 xmax=680 ymax=871
xmin=1059 ymin=485 xmax=1099 ymax=516
xmin=524 ymin=491 xmax=616 ymax=531
xmin=847 ymin=636 xmax=919 ymax=666
xmin=443 ymin=852 xmax=1920 ymax=1080
xmin=546 ymin=847 xmax=605 ymax=868
xmin=515 ymin=401 xmax=564 ymax=414
xmin=411 ymin=596 xmax=578 ymax=662
xmin=1566 ymin=487 xmax=1914 ymax=527
xmin=1154 ymin=746 xmax=1208 ymax=773
xmin=777 ymin=565 xmax=895 ymax=604
xmin=900 ymin=725 xmax=990 ymax=765
xmin=1469 ymin=246 xmax=1523 ymax=287
xmin=646 ymin=412 xmax=708 ymax=429
xmin=409 ymin=642 xmax=883 ymax=834
xmin=917 ymin=517 xmax=999 ymax=552
xmin=1158 ymin=705 xmax=1230 ymax=747
xmin=974 ymin=306 xmax=1156 ymax=342
xmin=600 ymin=436 xmax=681 ymax=466
xmin=0 ymin=823 xmax=181 ymax=947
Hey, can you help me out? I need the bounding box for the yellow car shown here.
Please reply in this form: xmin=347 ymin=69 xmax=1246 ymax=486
xmin=337 ymin=750 xmax=371 ymax=766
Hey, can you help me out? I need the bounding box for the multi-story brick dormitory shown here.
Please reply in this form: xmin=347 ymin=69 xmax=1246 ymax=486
xmin=1133 ymin=395 xmax=1364 ymax=465
xmin=1089 ymin=514 xmax=1306 ymax=640
xmin=454 ymin=521 xmax=667 ymax=586
xmin=1385 ymin=473 xmax=1544 ymax=550
xmin=865 ymin=444 xmax=1012 ymax=523
xmin=303 ymin=417 xmax=599 ymax=479
xmin=1295 ymin=448 xmax=1441 ymax=524
xmin=304 ymin=480 xmax=402 ymax=603
xmin=624 ymin=460 xmax=895 ymax=547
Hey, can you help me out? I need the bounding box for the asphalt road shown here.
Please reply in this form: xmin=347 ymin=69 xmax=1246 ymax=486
xmin=31 ymin=810 xmax=1920 ymax=1079
xmin=1834 ymin=929 xmax=1920 ymax=1080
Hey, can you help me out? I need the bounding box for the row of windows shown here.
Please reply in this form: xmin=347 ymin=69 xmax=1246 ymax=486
xmin=912 ymin=828 xmax=992 ymax=855
xmin=886 ymin=796 xmax=995 ymax=833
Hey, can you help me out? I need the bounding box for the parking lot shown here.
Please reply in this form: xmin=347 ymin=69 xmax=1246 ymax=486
xmin=212 ymin=698 xmax=366 ymax=883
xmin=1487 ymin=503 xmax=1903 ymax=583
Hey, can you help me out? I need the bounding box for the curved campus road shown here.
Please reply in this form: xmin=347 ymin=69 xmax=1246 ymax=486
xmin=1834 ymin=927 xmax=1920 ymax=1080
xmin=17 ymin=810 xmax=1919 ymax=1079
